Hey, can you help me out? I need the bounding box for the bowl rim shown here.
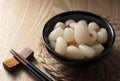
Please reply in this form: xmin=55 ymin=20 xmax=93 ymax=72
xmin=42 ymin=11 xmax=116 ymax=62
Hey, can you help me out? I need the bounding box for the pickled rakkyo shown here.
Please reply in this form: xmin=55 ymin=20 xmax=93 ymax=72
xmin=48 ymin=19 xmax=108 ymax=59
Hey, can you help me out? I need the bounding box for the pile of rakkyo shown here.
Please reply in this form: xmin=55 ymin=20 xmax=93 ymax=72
xmin=48 ymin=19 xmax=108 ymax=59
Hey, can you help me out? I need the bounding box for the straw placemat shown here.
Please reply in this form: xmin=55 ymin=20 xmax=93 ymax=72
xmin=37 ymin=16 xmax=120 ymax=81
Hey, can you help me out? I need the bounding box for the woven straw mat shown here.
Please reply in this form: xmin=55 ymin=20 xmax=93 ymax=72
xmin=36 ymin=16 xmax=120 ymax=81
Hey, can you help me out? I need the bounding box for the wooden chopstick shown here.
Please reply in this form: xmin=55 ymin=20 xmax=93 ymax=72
xmin=10 ymin=49 xmax=53 ymax=81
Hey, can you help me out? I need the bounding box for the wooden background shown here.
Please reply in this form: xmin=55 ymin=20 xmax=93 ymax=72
xmin=0 ymin=0 xmax=120 ymax=81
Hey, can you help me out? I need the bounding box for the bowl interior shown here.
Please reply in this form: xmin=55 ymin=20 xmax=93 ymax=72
xmin=42 ymin=11 xmax=115 ymax=63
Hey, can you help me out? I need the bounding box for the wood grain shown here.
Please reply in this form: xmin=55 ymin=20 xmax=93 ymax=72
xmin=0 ymin=0 xmax=120 ymax=81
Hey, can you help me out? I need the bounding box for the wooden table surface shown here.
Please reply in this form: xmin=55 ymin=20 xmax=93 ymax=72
xmin=0 ymin=0 xmax=120 ymax=81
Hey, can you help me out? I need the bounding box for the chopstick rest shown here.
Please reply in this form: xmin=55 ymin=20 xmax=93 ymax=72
xmin=10 ymin=49 xmax=53 ymax=81
xmin=3 ymin=47 xmax=34 ymax=72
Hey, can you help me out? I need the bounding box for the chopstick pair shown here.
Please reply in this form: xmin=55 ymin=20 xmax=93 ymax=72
xmin=10 ymin=49 xmax=53 ymax=81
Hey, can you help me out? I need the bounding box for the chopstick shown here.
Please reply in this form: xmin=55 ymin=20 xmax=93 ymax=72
xmin=10 ymin=49 xmax=53 ymax=81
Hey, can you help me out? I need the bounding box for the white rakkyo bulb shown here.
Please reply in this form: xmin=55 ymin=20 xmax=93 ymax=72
xmin=86 ymin=30 xmax=98 ymax=45
xmin=97 ymin=28 xmax=108 ymax=44
xmin=55 ymin=37 xmax=67 ymax=55
xmin=48 ymin=27 xmax=63 ymax=41
xmin=66 ymin=45 xmax=85 ymax=59
xmin=78 ymin=44 xmax=96 ymax=58
xmin=91 ymin=44 xmax=104 ymax=55
xmin=88 ymin=22 xmax=100 ymax=32
xmin=74 ymin=23 xmax=89 ymax=44
xmin=63 ymin=28 xmax=74 ymax=43
xmin=65 ymin=19 xmax=76 ymax=26
xmin=78 ymin=20 xmax=87 ymax=28
xmin=49 ymin=41 xmax=56 ymax=49
xmin=54 ymin=22 xmax=65 ymax=29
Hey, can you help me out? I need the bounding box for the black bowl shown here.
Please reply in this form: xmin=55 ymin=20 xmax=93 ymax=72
xmin=42 ymin=11 xmax=115 ymax=65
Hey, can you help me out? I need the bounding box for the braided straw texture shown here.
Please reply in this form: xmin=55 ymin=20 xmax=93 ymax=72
xmin=37 ymin=16 xmax=120 ymax=81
